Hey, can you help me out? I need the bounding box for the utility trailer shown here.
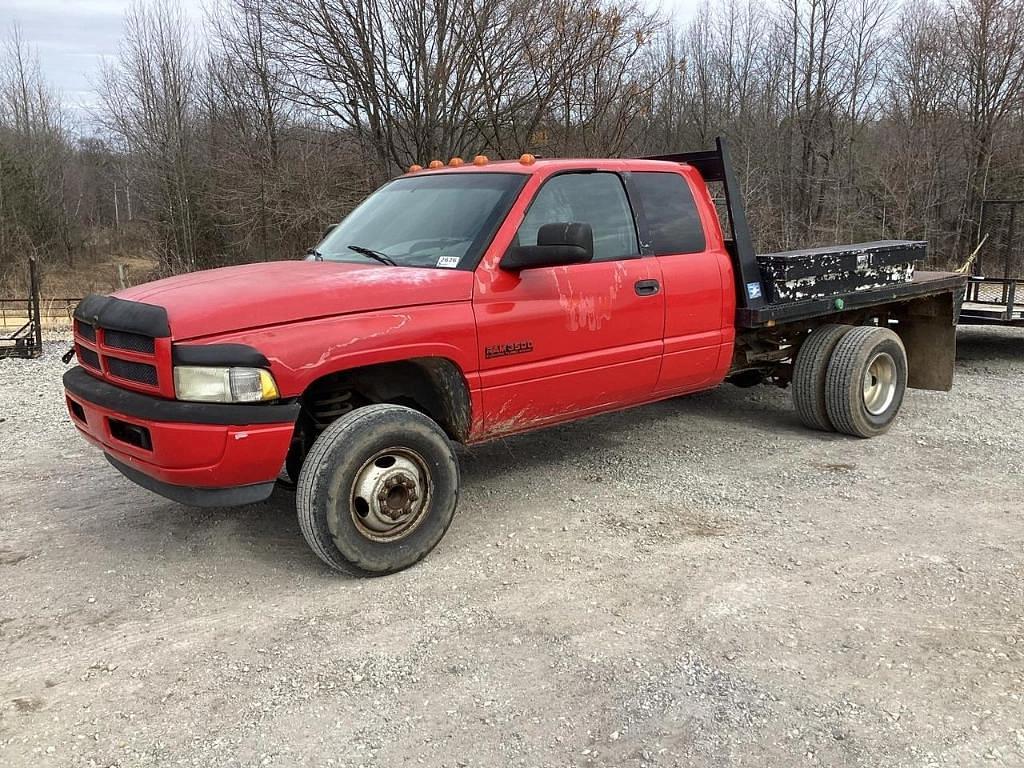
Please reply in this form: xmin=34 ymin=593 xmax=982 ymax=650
xmin=959 ymin=199 xmax=1024 ymax=326
xmin=0 ymin=257 xmax=44 ymax=360
xmin=961 ymin=277 xmax=1024 ymax=326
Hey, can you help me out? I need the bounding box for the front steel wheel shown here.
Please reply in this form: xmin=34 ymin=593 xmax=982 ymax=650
xmin=296 ymin=404 xmax=459 ymax=575
xmin=350 ymin=448 xmax=431 ymax=541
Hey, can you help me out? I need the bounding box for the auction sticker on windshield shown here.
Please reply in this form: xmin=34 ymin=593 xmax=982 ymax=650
xmin=437 ymin=256 xmax=460 ymax=268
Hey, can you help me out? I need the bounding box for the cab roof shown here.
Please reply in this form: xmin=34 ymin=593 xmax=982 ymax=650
xmin=403 ymin=156 xmax=693 ymax=177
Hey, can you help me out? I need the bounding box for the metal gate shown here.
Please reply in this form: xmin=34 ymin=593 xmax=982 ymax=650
xmin=976 ymin=199 xmax=1023 ymax=278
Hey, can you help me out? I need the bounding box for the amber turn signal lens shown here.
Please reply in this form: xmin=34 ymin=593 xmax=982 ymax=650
xmin=473 ymin=155 xmax=489 ymax=166
xmin=408 ymin=164 xmax=422 ymax=173
xmin=448 ymin=157 xmax=464 ymax=167
xmin=519 ymin=153 xmax=536 ymax=165
xmin=428 ymin=160 xmax=444 ymax=169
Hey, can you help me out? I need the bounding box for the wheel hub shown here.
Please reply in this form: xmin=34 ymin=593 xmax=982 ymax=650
xmin=862 ymin=351 xmax=897 ymax=416
xmin=379 ymin=474 xmax=419 ymax=519
xmin=351 ymin=450 xmax=429 ymax=540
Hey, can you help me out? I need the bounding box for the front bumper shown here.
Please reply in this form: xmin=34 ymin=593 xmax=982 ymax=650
xmin=63 ymin=366 xmax=299 ymax=507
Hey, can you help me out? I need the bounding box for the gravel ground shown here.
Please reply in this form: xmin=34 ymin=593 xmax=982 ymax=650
xmin=1 ymin=328 xmax=1023 ymax=767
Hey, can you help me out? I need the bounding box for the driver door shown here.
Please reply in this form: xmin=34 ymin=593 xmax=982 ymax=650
xmin=473 ymin=170 xmax=665 ymax=436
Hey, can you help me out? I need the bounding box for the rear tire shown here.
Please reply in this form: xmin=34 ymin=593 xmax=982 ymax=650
xmin=296 ymin=404 xmax=460 ymax=575
xmin=792 ymin=324 xmax=853 ymax=431
xmin=825 ymin=326 xmax=907 ymax=438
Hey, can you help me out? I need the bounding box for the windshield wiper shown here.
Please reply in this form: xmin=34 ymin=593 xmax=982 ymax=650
xmin=347 ymin=244 xmax=397 ymax=266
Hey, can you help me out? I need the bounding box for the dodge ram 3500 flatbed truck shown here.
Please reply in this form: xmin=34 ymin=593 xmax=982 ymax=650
xmin=63 ymin=139 xmax=967 ymax=574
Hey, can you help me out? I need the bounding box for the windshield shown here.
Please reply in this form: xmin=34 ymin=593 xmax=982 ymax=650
xmin=313 ymin=172 xmax=526 ymax=269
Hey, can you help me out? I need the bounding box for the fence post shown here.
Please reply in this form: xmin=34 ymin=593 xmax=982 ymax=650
xmin=978 ymin=200 xmax=987 ymax=276
xmin=29 ymin=256 xmax=42 ymax=356
xmin=1006 ymin=203 xmax=1019 ymax=280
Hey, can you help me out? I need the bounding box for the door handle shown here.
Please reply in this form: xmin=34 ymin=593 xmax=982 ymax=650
xmin=634 ymin=279 xmax=660 ymax=296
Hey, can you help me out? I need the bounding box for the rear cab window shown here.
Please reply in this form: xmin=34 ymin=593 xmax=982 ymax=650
xmin=632 ymin=172 xmax=707 ymax=255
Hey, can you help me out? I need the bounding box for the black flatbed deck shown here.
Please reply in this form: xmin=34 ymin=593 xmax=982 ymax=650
xmin=736 ymin=271 xmax=967 ymax=328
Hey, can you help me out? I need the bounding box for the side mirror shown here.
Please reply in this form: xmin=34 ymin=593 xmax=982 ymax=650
xmin=500 ymin=222 xmax=594 ymax=271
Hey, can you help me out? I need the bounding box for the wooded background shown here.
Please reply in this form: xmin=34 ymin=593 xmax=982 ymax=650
xmin=1 ymin=0 xmax=1022 ymax=294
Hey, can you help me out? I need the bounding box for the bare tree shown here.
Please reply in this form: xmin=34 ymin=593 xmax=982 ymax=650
xmin=0 ymin=26 xmax=73 ymax=276
xmin=6 ymin=0 xmax=1024 ymax=292
xmin=97 ymin=0 xmax=205 ymax=273
xmin=949 ymin=0 xmax=1024 ymax=251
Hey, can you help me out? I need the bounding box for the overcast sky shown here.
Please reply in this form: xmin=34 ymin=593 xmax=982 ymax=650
xmin=2 ymin=0 xmax=699 ymax=131
xmin=1 ymin=0 xmax=204 ymax=124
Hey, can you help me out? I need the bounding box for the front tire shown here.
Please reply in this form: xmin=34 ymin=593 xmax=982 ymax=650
xmin=824 ymin=326 xmax=908 ymax=438
xmin=296 ymin=404 xmax=460 ymax=575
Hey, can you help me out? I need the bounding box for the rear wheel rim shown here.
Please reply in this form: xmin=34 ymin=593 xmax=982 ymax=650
xmin=350 ymin=447 xmax=431 ymax=542
xmin=863 ymin=352 xmax=898 ymax=416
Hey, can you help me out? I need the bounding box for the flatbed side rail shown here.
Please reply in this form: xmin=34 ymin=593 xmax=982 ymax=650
xmin=642 ymin=137 xmax=767 ymax=311
xmin=735 ymin=271 xmax=967 ymax=328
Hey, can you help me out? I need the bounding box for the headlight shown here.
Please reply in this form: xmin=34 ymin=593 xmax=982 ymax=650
xmin=173 ymin=366 xmax=280 ymax=403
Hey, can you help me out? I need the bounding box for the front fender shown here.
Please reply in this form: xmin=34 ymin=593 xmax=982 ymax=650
xmin=183 ymin=304 xmax=484 ymax=439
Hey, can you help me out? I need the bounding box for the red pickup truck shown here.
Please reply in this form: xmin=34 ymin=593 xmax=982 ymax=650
xmin=64 ymin=139 xmax=966 ymax=574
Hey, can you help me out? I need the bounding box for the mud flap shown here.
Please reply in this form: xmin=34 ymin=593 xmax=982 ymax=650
xmin=895 ymin=291 xmax=959 ymax=391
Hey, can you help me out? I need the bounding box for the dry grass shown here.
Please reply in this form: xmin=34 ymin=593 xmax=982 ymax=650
xmin=2 ymin=249 xmax=160 ymax=336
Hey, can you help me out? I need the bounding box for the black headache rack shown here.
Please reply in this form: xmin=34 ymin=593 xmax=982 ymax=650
xmin=644 ymin=137 xmax=767 ymax=313
xmin=643 ymin=138 xmax=967 ymax=329
xmin=0 ymin=257 xmax=44 ymax=360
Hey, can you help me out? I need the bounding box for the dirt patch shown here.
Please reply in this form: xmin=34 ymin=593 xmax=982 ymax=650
xmin=0 ymin=328 xmax=1022 ymax=767
xmin=0 ymin=548 xmax=31 ymax=565
xmin=9 ymin=697 xmax=45 ymax=713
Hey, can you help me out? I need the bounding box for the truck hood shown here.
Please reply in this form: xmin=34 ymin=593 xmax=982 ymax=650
xmin=116 ymin=261 xmax=475 ymax=340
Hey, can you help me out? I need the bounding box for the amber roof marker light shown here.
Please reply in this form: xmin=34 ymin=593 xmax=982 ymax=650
xmin=519 ymin=153 xmax=536 ymax=165
xmin=428 ymin=160 xmax=445 ymax=169
xmin=473 ymin=155 xmax=489 ymax=166
xmin=408 ymin=164 xmax=423 ymax=173
xmin=448 ymin=157 xmax=464 ymax=167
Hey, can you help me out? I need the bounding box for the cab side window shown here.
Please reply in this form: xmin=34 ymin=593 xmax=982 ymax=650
xmin=633 ymin=172 xmax=706 ymax=255
xmin=517 ymin=172 xmax=639 ymax=262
